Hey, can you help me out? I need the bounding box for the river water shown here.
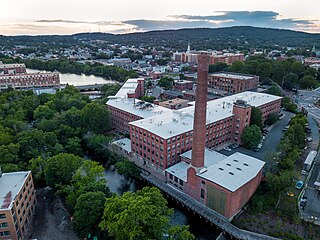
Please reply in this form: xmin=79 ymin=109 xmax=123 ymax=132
xmin=27 ymin=69 xmax=116 ymax=86
xmin=103 ymin=166 xmax=221 ymax=240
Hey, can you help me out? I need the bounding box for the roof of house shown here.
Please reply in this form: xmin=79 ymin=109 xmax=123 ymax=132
xmin=166 ymin=149 xmax=265 ymax=192
xmin=0 ymin=171 xmax=30 ymax=210
xmin=130 ymin=91 xmax=281 ymax=139
xmin=209 ymin=72 xmax=258 ymax=80
xmin=113 ymin=138 xmax=132 ymax=153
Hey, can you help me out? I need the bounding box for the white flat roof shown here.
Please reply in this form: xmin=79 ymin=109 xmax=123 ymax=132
xmin=115 ymin=78 xmax=144 ymax=98
xmin=166 ymin=150 xmax=265 ymax=192
xmin=166 ymin=162 xmax=189 ymax=182
xmin=199 ymin=152 xmax=265 ymax=192
xmin=210 ymin=72 xmax=256 ymax=80
xmin=107 ymin=98 xmax=171 ymax=119
xmin=130 ymin=92 xmax=281 ymax=139
xmin=0 ymin=171 xmax=30 ymax=210
xmin=180 ymin=148 xmax=227 ymax=168
xmin=0 ymin=63 xmax=25 ymax=68
xmin=113 ymin=138 xmax=132 ymax=153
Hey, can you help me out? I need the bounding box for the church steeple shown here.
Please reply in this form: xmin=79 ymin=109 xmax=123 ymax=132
xmin=187 ymin=43 xmax=191 ymax=53
xmin=312 ymin=43 xmax=316 ymax=53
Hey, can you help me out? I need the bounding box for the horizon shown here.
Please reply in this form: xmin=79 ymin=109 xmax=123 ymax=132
xmin=1 ymin=25 xmax=320 ymax=37
xmin=1 ymin=0 xmax=320 ymax=35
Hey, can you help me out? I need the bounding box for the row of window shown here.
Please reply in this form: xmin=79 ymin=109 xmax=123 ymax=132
xmin=0 ymin=231 xmax=10 ymax=237
xmin=0 ymin=222 xmax=8 ymax=228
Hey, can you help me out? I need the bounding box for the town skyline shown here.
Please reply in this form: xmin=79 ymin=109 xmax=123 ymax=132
xmin=0 ymin=0 xmax=320 ymax=35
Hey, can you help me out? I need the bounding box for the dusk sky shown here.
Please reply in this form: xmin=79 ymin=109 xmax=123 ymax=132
xmin=1 ymin=0 xmax=320 ymax=35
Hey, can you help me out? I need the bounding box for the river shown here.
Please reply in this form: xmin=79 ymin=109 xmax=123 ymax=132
xmin=27 ymin=69 xmax=116 ymax=86
xmin=103 ymin=166 xmax=221 ymax=240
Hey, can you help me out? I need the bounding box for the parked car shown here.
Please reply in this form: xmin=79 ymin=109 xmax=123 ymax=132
xmin=296 ymin=181 xmax=304 ymax=189
xmin=252 ymin=147 xmax=260 ymax=152
xmin=307 ymin=137 xmax=313 ymax=142
xmin=223 ymin=146 xmax=231 ymax=151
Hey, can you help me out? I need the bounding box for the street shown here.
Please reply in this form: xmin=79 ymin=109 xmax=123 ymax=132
xmin=300 ymin=116 xmax=320 ymax=224
xmin=296 ymin=87 xmax=320 ymax=120
xmin=220 ymin=110 xmax=294 ymax=171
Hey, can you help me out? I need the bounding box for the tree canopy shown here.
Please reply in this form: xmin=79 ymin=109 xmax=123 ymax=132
xmin=250 ymin=107 xmax=263 ymax=129
xmin=241 ymin=125 xmax=262 ymax=149
xmin=100 ymin=187 xmax=174 ymax=240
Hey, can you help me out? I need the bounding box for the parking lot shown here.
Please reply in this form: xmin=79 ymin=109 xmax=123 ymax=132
xmin=220 ymin=110 xmax=294 ymax=171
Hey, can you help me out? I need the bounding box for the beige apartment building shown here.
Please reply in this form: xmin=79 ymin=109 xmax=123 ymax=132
xmin=0 ymin=171 xmax=36 ymax=240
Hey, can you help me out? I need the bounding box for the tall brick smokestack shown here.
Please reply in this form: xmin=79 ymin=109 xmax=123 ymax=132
xmin=191 ymin=53 xmax=210 ymax=170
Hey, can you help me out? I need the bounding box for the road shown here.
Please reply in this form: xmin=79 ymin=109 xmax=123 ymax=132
xmin=220 ymin=110 xmax=294 ymax=171
xmin=296 ymin=87 xmax=320 ymax=121
xmin=301 ymin=115 xmax=320 ymax=224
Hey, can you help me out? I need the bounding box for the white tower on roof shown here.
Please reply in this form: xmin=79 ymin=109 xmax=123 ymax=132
xmin=187 ymin=43 xmax=191 ymax=53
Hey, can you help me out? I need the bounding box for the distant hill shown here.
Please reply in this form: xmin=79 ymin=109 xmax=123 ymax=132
xmin=1 ymin=26 xmax=320 ymax=50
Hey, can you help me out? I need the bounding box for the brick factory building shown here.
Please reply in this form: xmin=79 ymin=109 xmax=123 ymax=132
xmin=107 ymin=79 xmax=281 ymax=171
xmin=173 ymin=80 xmax=194 ymax=91
xmin=172 ymin=49 xmax=244 ymax=65
xmin=208 ymin=72 xmax=259 ymax=94
xmin=0 ymin=72 xmax=60 ymax=90
xmin=167 ymin=54 xmax=264 ymax=220
xmin=209 ymin=53 xmax=244 ymax=65
xmin=108 ymin=55 xmax=276 ymax=219
xmin=166 ymin=149 xmax=264 ymax=219
xmin=0 ymin=171 xmax=36 ymax=240
xmin=107 ymin=78 xmax=169 ymax=134
xmin=0 ymin=63 xmax=26 ymax=75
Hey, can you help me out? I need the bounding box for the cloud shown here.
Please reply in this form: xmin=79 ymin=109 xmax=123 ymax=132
xmin=169 ymin=11 xmax=317 ymax=30
xmin=1 ymin=11 xmax=320 ymax=35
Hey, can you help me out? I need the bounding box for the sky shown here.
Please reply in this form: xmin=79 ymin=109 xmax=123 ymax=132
xmin=1 ymin=0 xmax=320 ymax=35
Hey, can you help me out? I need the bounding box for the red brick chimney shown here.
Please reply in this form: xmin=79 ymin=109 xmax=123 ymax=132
xmin=191 ymin=53 xmax=210 ymax=170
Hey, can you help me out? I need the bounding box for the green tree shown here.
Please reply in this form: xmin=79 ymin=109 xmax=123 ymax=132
xmin=45 ymin=153 xmax=83 ymax=188
xmin=285 ymin=124 xmax=306 ymax=148
xmin=63 ymin=160 xmax=110 ymax=208
xmin=250 ymin=107 xmax=263 ymax=129
xmin=158 ymin=76 xmax=175 ymax=90
xmin=83 ymin=133 xmax=111 ymax=156
xmin=140 ymin=95 xmax=156 ymax=103
xmin=100 ymin=84 xmax=121 ymax=97
xmin=256 ymin=62 xmax=272 ymax=79
xmin=267 ymin=85 xmax=282 ymax=96
xmin=0 ymin=143 xmax=20 ymax=164
xmin=100 ymin=187 xmax=173 ymax=240
xmin=283 ymin=73 xmax=298 ymax=90
xmin=115 ymin=158 xmax=141 ymax=180
xmin=229 ymin=61 xmax=245 ymax=73
xmin=65 ymin=137 xmax=83 ymax=156
xmin=0 ymin=164 xmax=19 ymax=173
xmin=209 ymin=62 xmax=228 ymax=73
xmin=81 ymin=102 xmax=110 ymax=134
xmin=241 ymin=125 xmax=262 ymax=149
xmin=34 ymin=105 xmax=55 ymax=120
xmin=299 ymin=75 xmax=319 ymax=89
xmin=73 ymin=191 xmax=106 ymax=238
xmin=266 ymin=112 xmax=279 ymax=126
xmin=16 ymin=129 xmax=60 ymax=161
xmin=167 ymin=225 xmax=195 ymax=240
xmin=29 ymin=156 xmax=47 ymax=185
